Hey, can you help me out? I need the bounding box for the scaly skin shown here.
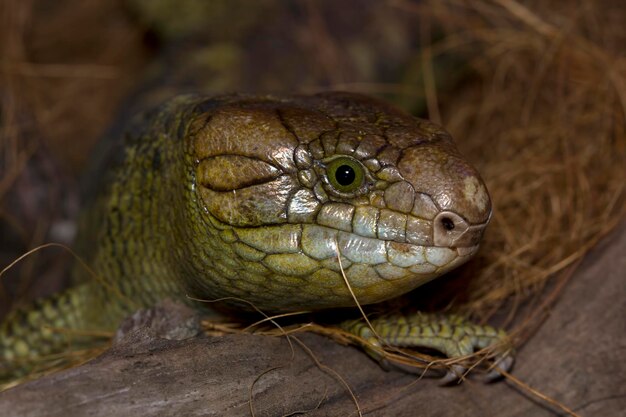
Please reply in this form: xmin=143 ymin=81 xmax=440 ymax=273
xmin=0 ymin=92 xmax=511 ymax=380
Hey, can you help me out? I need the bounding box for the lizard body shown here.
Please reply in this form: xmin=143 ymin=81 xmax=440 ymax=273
xmin=1 ymin=92 xmax=509 ymax=380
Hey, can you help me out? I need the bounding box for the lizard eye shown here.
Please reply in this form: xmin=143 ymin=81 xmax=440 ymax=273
xmin=326 ymin=156 xmax=365 ymax=193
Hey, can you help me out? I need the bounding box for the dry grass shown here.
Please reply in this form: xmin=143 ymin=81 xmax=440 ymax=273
xmin=411 ymin=0 xmax=625 ymax=325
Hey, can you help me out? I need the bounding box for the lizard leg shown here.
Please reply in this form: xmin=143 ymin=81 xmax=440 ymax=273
xmin=341 ymin=313 xmax=514 ymax=384
xmin=0 ymin=283 xmax=120 ymax=381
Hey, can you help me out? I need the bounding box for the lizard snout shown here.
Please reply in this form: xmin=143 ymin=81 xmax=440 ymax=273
xmin=433 ymin=211 xmax=489 ymax=249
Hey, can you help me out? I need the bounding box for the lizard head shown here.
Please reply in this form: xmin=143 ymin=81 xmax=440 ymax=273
xmin=185 ymin=92 xmax=491 ymax=311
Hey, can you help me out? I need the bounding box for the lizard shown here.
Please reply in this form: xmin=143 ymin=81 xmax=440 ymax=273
xmin=0 ymin=92 xmax=512 ymax=383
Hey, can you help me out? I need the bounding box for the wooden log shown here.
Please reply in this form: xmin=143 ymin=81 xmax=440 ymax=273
xmin=1 ymin=223 xmax=624 ymax=416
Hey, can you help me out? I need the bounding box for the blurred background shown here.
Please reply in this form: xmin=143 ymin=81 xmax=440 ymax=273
xmin=0 ymin=0 xmax=624 ymax=341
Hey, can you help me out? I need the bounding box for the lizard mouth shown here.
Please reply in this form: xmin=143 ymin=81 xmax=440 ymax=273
xmin=299 ymin=224 xmax=479 ymax=283
xmin=206 ymin=211 xmax=486 ymax=310
xmin=228 ymin=217 xmax=484 ymax=287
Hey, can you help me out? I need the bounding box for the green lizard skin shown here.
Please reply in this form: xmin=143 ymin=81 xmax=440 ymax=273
xmin=0 ymin=92 xmax=511 ymax=380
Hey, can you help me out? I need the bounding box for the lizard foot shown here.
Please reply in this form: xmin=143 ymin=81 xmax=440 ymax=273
xmin=341 ymin=313 xmax=514 ymax=384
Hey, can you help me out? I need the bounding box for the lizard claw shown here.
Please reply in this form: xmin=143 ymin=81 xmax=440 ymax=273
xmin=439 ymin=346 xmax=515 ymax=384
xmin=439 ymin=364 xmax=468 ymax=385
xmin=483 ymin=349 xmax=515 ymax=382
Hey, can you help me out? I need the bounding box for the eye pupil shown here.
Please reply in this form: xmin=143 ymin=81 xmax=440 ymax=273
xmin=325 ymin=157 xmax=364 ymax=193
xmin=335 ymin=165 xmax=356 ymax=186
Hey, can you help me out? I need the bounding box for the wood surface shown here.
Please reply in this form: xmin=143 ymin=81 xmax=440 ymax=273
xmin=1 ymin=223 xmax=624 ymax=416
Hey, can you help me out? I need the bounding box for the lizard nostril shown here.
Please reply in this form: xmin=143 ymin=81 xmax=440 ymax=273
xmin=441 ymin=217 xmax=455 ymax=231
